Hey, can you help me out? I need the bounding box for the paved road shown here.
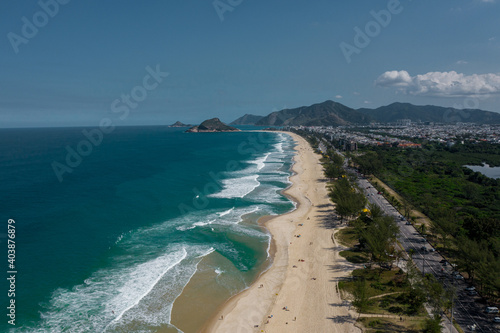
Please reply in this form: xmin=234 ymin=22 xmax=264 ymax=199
xmin=352 ymin=170 xmax=499 ymax=333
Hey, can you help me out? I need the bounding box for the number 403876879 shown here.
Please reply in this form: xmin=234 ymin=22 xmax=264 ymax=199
xmin=7 ymin=220 xmax=16 ymax=269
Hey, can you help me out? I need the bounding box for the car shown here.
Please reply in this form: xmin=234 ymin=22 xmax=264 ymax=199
xmin=442 ymin=262 xmax=447 ymax=266
xmin=494 ymin=317 xmax=500 ymax=323
xmin=454 ymin=274 xmax=464 ymax=280
xmin=377 ymin=191 xmax=382 ymax=194
xmin=429 ymin=248 xmax=436 ymax=252
xmin=405 ymin=221 xmax=411 ymax=225
xmin=420 ymin=246 xmax=428 ymax=252
xmin=486 ymin=306 xmax=499 ymax=314
xmin=465 ymin=286 xmax=476 ymax=291
xmin=467 ymin=290 xmax=478 ymax=296
xmin=439 ymin=259 xmax=447 ymax=263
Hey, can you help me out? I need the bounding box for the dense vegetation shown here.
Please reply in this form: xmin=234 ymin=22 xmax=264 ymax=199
xmin=323 ymin=152 xmax=447 ymax=332
xmin=353 ymin=142 xmax=500 ymax=301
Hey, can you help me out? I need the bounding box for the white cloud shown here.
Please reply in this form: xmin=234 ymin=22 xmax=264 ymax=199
xmin=363 ymin=100 xmax=372 ymax=104
xmin=375 ymin=70 xmax=500 ymax=97
xmin=375 ymin=70 xmax=412 ymax=87
xmin=352 ymin=91 xmax=360 ymax=95
xmin=456 ymin=60 xmax=468 ymax=65
xmin=335 ymin=95 xmax=343 ymax=99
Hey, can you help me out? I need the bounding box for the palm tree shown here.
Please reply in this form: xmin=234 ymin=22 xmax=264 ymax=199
xmin=408 ymin=248 xmax=415 ymax=259
xmin=403 ymin=201 xmax=412 ymax=220
xmin=419 ymin=224 xmax=427 ymax=236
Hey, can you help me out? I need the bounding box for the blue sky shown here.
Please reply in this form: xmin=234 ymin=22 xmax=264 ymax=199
xmin=1 ymin=0 xmax=499 ymax=127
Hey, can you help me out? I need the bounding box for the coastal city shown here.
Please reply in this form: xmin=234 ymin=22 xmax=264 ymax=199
xmin=287 ymin=121 xmax=500 ymax=150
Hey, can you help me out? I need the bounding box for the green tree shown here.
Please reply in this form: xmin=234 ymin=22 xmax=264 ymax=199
xmin=406 ymin=287 xmax=426 ymax=314
xmin=355 ymin=151 xmax=383 ymax=175
xmin=352 ymin=278 xmax=370 ymax=312
xmin=423 ymin=315 xmax=442 ymax=333
xmin=329 ymin=151 xmax=344 ymax=166
xmin=368 ymin=203 xmax=384 ymax=221
xmin=324 ymin=163 xmax=343 ymax=179
xmin=403 ymin=201 xmax=413 ymax=220
xmin=455 ymin=236 xmax=485 ymax=283
xmin=419 ymin=224 xmax=427 ymax=235
xmin=408 ymin=248 xmax=415 ymax=260
xmin=362 ymin=216 xmax=399 ymax=267
xmin=329 ymin=177 xmax=367 ymax=222
xmin=463 ymin=183 xmax=480 ymax=201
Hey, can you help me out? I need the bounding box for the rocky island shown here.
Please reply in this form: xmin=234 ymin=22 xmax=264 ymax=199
xmin=185 ymin=118 xmax=240 ymax=133
xmin=169 ymin=121 xmax=191 ymax=127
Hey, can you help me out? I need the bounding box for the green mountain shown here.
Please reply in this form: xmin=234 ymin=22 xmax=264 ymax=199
xmin=255 ymin=100 xmax=371 ymax=126
xmin=186 ymin=118 xmax=240 ymax=133
xmin=358 ymin=102 xmax=500 ymax=124
xmin=230 ymin=114 xmax=264 ymax=125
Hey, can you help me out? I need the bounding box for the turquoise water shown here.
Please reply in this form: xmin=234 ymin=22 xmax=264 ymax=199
xmin=0 ymin=127 xmax=295 ymax=332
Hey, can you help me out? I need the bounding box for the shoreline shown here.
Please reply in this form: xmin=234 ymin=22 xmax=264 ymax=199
xmin=201 ymin=132 xmax=360 ymax=333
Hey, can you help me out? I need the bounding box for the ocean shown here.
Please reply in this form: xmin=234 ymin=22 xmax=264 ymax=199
xmin=0 ymin=126 xmax=295 ymax=332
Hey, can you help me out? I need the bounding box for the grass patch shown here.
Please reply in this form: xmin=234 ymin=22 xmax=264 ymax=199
xmin=372 ymin=293 xmax=427 ymax=316
xmin=340 ymin=268 xmax=408 ymax=299
xmin=358 ymin=317 xmax=426 ymax=333
xmin=336 ymin=227 xmax=359 ymax=247
xmin=339 ymin=249 xmax=370 ymax=264
xmin=341 ymin=268 xmax=427 ymax=317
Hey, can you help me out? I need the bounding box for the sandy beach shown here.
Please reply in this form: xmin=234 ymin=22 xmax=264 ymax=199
xmin=202 ymin=132 xmax=360 ymax=333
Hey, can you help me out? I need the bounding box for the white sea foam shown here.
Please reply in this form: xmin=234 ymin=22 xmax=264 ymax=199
xmin=31 ymin=245 xmax=214 ymax=333
xmin=193 ymin=219 xmax=216 ymax=227
xmin=274 ymin=142 xmax=284 ymax=153
xmin=175 ymin=206 xmax=262 ymax=232
xmin=209 ymin=174 xmax=260 ymax=199
xmin=241 ymin=206 xmax=261 ymax=216
xmin=115 ymin=233 xmax=125 ymax=245
xmin=217 ymin=207 xmax=234 ymax=217
xmin=175 ymin=219 xmax=217 ymax=231
xmin=250 ymin=152 xmax=271 ymax=171
xmin=176 ymin=225 xmax=196 ymax=231
xmin=104 ymin=247 xmax=189 ymax=330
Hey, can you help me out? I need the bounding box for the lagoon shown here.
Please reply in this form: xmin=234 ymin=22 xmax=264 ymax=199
xmin=465 ymin=164 xmax=500 ymax=179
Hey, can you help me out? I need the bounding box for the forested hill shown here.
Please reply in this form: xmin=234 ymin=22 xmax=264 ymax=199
xmin=357 ymin=102 xmax=500 ymax=124
xmin=232 ymin=100 xmax=500 ymax=126
xmin=230 ymin=114 xmax=264 ymax=125
xmin=255 ymin=100 xmax=371 ymax=126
